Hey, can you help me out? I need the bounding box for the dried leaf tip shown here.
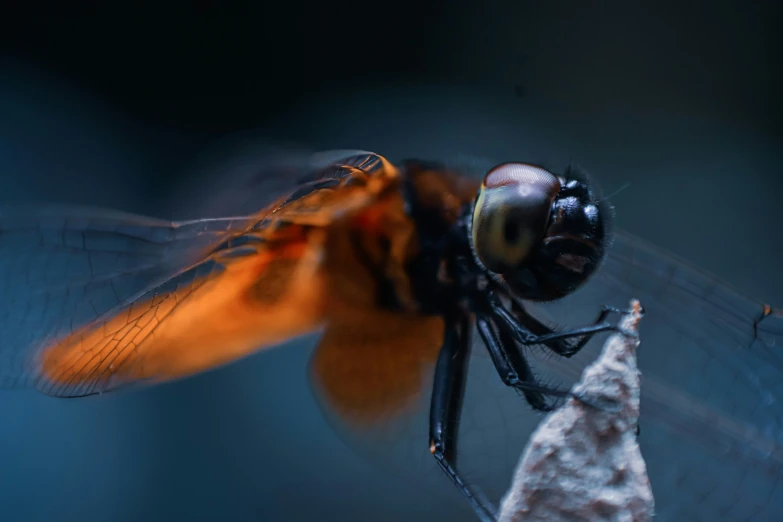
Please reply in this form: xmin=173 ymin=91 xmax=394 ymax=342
xmin=498 ymin=299 xmax=653 ymax=522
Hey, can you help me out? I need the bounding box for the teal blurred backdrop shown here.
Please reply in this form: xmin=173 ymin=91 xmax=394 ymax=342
xmin=1 ymin=2 xmax=781 ymax=521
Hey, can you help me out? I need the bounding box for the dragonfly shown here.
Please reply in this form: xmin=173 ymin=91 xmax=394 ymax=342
xmin=0 ymin=150 xmax=781 ymax=521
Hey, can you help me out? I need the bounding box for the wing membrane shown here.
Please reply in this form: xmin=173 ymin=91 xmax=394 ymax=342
xmin=0 ymin=206 xmax=255 ymax=392
xmin=548 ymin=230 xmax=783 ymax=456
xmin=0 ymin=150 xmax=400 ymax=397
xmin=571 ymin=231 xmax=783 ymax=519
xmin=34 ymin=228 xmax=327 ymax=397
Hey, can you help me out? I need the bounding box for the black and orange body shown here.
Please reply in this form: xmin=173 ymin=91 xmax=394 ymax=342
xmin=10 ymin=152 xmax=617 ymax=521
xmin=3 ymin=149 xmax=780 ymax=522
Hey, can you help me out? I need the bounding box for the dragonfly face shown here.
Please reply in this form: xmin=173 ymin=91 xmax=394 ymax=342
xmin=1 ymin=150 xmax=781 ymax=522
xmin=470 ymin=162 xmax=609 ymax=302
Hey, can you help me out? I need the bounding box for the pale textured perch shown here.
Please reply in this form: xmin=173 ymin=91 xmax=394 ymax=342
xmin=498 ymin=300 xmax=653 ymax=522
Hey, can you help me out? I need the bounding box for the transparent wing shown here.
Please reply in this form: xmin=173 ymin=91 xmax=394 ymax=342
xmin=174 ymin=138 xmax=377 ymax=219
xmin=528 ymin=230 xmax=783 ymax=521
xmin=311 ymin=229 xmax=783 ymax=522
xmin=0 ymin=205 xmax=254 ymax=392
xmin=0 ymin=149 xmax=398 ymax=397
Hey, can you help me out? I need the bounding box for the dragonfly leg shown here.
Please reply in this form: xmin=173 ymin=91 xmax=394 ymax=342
xmin=429 ymin=315 xmax=497 ymax=522
xmin=485 ymin=290 xmax=635 ymax=358
xmin=477 ymin=312 xmax=630 ymax=413
xmin=475 ymin=315 xmax=571 ymax=412
xmin=511 ymin=299 xmax=618 ymax=357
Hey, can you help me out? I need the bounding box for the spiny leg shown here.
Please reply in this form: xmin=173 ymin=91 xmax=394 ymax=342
xmin=510 ymin=298 xmax=618 ymax=356
xmin=475 ymin=316 xmax=569 ymax=412
xmin=485 ymin=290 xmax=637 ymax=357
xmin=476 ymin=292 xmax=637 ymax=411
xmin=429 ymin=315 xmax=496 ymax=522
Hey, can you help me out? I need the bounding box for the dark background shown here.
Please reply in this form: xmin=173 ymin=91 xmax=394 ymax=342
xmin=0 ymin=2 xmax=781 ymax=521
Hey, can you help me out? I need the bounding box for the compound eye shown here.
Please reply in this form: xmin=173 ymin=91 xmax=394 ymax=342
xmin=471 ymin=163 xmax=561 ymax=273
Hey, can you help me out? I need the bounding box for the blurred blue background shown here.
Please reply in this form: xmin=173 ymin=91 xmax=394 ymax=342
xmin=1 ymin=2 xmax=781 ymax=521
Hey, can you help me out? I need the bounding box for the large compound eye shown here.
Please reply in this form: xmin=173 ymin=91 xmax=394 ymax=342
xmin=471 ymin=163 xmax=561 ymax=273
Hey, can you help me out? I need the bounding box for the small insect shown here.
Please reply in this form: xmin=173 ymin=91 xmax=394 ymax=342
xmin=1 ymin=151 xmax=780 ymax=521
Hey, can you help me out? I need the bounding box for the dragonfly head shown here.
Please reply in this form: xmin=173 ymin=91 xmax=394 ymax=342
xmin=470 ymin=162 xmax=610 ymax=301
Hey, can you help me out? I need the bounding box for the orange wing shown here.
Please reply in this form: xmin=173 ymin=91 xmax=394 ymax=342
xmin=36 ymin=228 xmax=327 ymax=396
xmin=310 ymin=308 xmax=444 ymax=427
xmin=0 ymin=151 xmax=401 ymax=397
